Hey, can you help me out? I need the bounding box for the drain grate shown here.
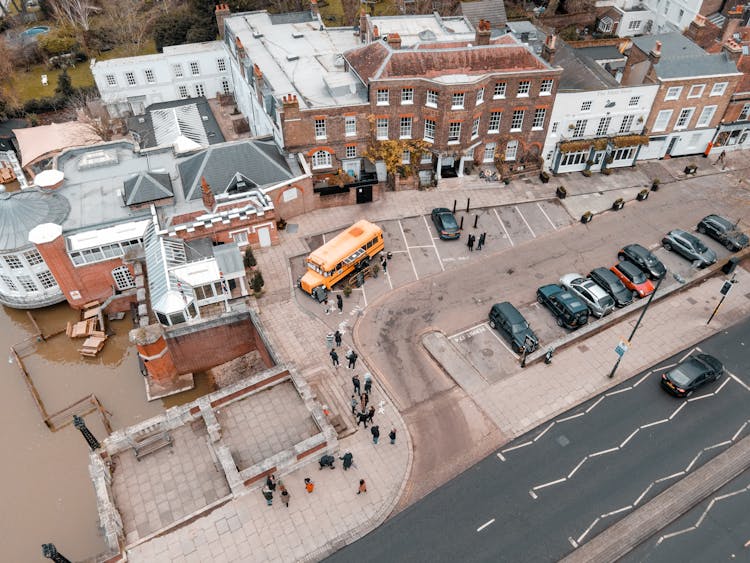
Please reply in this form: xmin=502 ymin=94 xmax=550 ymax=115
xmin=557 ymin=435 xmax=570 ymax=447
xmin=687 ymin=296 xmax=698 ymax=305
xmin=578 ymin=344 xmax=590 ymax=353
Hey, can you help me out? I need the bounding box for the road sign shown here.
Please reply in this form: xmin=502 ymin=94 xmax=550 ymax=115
xmin=614 ymin=340 xmax=629 ymax=357
xmin=720 ymin=281 xmax=733 ymax=295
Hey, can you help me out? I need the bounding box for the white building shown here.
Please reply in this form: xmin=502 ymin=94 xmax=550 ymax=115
xmin=596 ymin=0 xmax=712 ymax=36
xmin=542 ymin=43 xmax=658 ymax=173
xmin=91 ymin=42 xmax=234 ymax=118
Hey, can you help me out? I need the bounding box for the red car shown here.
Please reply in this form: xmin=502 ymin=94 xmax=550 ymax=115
xmin=610 ymin=261 xmax=654 ymax=298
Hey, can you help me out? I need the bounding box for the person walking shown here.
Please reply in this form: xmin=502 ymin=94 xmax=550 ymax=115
xmin=381 ymin=255 xmax=388 ymax=273
xmin=389 ymin=428 xmax=397 ymax=444
xmin=262 ymin=485 xmax=273 ymax=506
xmin=334 ymin=329 xmax=342 ymax=347
xmin=280 ymin=484 xmax=290 ymax=508
xmin=337 ymin=294 xmax=343 ymax=314
xmin=323 ymin=298 xmax=330 ymax=315
xmin=347 ymin=350 xmax=358 ymax=369
xmin=363 ymin=377 xmax=372 ymax=395
xmin=304 ymin=477 xmax=314 ymax=493
xmin=357 ymin=410 xmax=369 ymax=428
xmin=340 ymin=451 xmax=354 ymax=470
xmin=357 ymin=479 xmax=367 ymax=495
xmin=360 ymin=392 xmax=369 ymax=411
xmin=350 ymin=395 xmax=358 ymax=415
xmin=478 ymin=232 xmax=486 ymax=250
xmin=371 ymin=425 xmax=380 ymax=444
xmin=352 ymin=374 xmax=361 ymax=395
xmin=330 ymin=349 xmax=339 ymax=368
xmin=366 ymin=405 xmax=375 ymax=424
xmin=265 ymin=473 xmax=277 ymax=492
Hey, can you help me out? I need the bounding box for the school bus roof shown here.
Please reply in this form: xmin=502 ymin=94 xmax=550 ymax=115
xmin=308 ymin=220 xmax=382 ymax=271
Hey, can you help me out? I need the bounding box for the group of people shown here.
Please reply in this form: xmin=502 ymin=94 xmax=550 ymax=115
xmin=330 ymin=347 xmax=358 ymax=369
xmin=261 ymin=469 xmax=368 ymax=506
xmin=466 ymin=232 xmax=487 ymax=251
xmin=322 ymin=293 xmax=345 ymax=316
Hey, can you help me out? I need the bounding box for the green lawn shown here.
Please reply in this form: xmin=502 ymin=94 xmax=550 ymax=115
xmin=319 ymin=0 xmax=400 ymax=26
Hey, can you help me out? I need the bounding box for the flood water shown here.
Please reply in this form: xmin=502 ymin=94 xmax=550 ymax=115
xmin=0 ymin=303 xmax=166 ymax=561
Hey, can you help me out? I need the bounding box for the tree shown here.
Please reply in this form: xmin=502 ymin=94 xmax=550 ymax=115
xmin=363 ymin=115 xmax=431 ymax=189
xmin=243 ymin=247 xmax=257 ymax=269
xmin=102 ymin=0 xmax=157 ymax=56
xmin=47 ymin=0 xmax=100 ymax=31
xmin=152 ymin=10 xmax=205 ymax=52
xmin=55 ymin=69 xmax=74 ymax=98
xmin=342 ymin=0 xmax=359 ymax=26
xmin=68 ymin=88 xmax=113 ymax=141
xmin=251 ymin=270 xmax=264 ymax=293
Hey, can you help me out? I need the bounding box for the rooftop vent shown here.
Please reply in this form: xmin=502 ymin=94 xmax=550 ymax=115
xmin=292 ymin=32 xmax=304 ymax=38
xmin=253 ymin=31 xmax=263 ymax=38
xmin=138 ymin=117 xmax=145 ymax=123
xmin=201 ymin=115 xmax=209 ymax=121
xmin=286 ymin=54 xmax=300 ymax=61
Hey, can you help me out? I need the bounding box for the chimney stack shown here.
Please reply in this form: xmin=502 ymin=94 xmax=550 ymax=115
xmin=282 ymin=94 xmax=300 ymax=120
xmin=359 ymin=8 xmax=368 ymax=43
xmin=721 ymin=16 xmax=741 ymax=45
xmin=215 ymin=4 xmax=231 ymax=39
xmin=722 ymin=39 xmax=743 ymax=61
xmin=201 ymin=177 xmax=215 ymax=211
xmin=541 ymin=34 xmax=557 ymax=64
xmin=387 ymin=32 xmax=402 ymax=50
xmin=649 ymin=40 xmax=662 ymax=65
xmin=310 ymin=0 xmax=320 ymax=18
xmin=475 ymin=19 xmax=491 ymax=46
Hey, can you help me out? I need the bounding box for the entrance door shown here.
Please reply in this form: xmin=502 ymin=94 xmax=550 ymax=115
xmin=258 ymin=227 xmax=271 ymax=248
xmin=665 ymin=136 xmax=678 ymax=156
xmin=356 ymin=186 xmax=372 ymax=204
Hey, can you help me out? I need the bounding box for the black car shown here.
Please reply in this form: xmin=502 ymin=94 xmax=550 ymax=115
xmin=697 ymin=214 xmax=749 ymax=251
xmin=660 ymin=353 xmax=724 ymax=397
xmin=488 ymin=302 xmax=538 ymax=353
xmin=662 ymin=229 xmax=717 ymax=268
xmin=589 ymin=267 xmax=634 ymax=307
xmin=431 ymin=208 xmax=460 ymax=240
xmin=618 ymin=243 xmax=666 ymax=280
xmin=536 ymin=284 xmax=589 ymax=330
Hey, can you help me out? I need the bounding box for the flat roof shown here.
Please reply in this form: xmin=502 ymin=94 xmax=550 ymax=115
xmin=368 ymin=14 xmax=474 ymax=47
xmin=92 ymin=41 xmax=225 ymax=69
xmin=67 ymin=218 xmax=152 ymax=251
xmin=172 ymin=258 xmax=221 ymax=286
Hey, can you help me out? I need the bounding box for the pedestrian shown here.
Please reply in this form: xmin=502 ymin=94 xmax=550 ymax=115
xmin=715 ymin=150 xmax=726 ymax=166
xmin=262 ymin=485 xmax=273 ymax=506
xmin=357 ymin=410 xmax=369 ymax=428
xmin=337 ymin=294 xmax=343 ymax=314
xmin=340 ymin=451 xmax=354 ymax=470
xmin=371 ymin=425 xmax=380 ymax=444
xmin=347 ymin=350 xmax=358 ymax=369
xmin=478 ymin=232 xmax=486 ymax=250
xmin=266 ymin=473 xmax=277 ymax=491
xmin=279 ymin=484 xmax=290 ymax=507
xmin=334 ymin=329 xmax=342 ymax=347
xmin=364 ymin=378 xmax=372 ymax=395
xmin=352 ymin=374 xmax=361 ymax=395
xmin=468 ymin=234 xmax=475 ymax=252
xmin=351 ymin=394 xmax=358 ymax=415
xmin=319 ymin=454 xmax=335 ymax=469
xmin=304 ymin=477 xmax=314 ymax=493
xmin=381 ymin=255 xmax=388 ymax=273
xmin=357 ymin=479 xmax=367 ymax=495
xmin=360 ymin=392 xmax=369 ymax=410
xmin=323 ymin=298 xmax=330 ymax=315
xmin=367 ymin=405 xmax=375 ymax=424
xmin=330 ymin=349 xmax=339 ymax=368
xmin=389 ymin=428 xmax=397 ymax=444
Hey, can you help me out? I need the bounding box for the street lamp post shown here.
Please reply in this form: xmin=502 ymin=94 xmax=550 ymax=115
xmin=707 ymin=274 xmax=737 ymax=325
xmin=73 ymin=415 xmax=100 ymax=451
xmin=608 ymin=274 xmax=665 ymax=379
xmin=42 ymin=544 xmax=72 ymax=563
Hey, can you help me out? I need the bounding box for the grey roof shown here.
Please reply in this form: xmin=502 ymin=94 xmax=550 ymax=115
xmin=460 ymin=0 xmax=507 ymax=28
xmin=122 ymin=172 xmax=174 ymax=206
xmin=0 ymin=188 xmax=70 ymax=251
xmin=556 ymin=42 xmax=620 ymax=91
xmin=178 ymin=139 xmax=294 ymax=201
xmin=214 ymin=242 xmax=244 ymax=276
xmin=268 ymin=11 xmax=314 ymax=25
xmin=631 ymin=33 xmax=740 ymax=79
xmin=126 ymin=97 xmax=224 ymax=149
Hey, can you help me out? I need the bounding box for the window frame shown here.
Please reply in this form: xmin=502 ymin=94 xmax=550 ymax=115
xmin=424 ymin=119 xmax=436 ymax=142
xmin=510 ymin=109 xmax=525 ymax=132
xmin=314 ymin=118 xmax=327 ymax=139
xmin=476 ymin=88 xmax=484 ymax=105
xmin=189 ymin=61 xmax=200 ymax=76
xmin=675 ymin=107 xmax=695 ymax=130
xmin=125 ymin=71 xmax=137 ymax=86
xmin=426 ymin=90 xmax=438 ymax=107
xmin=710 ymin=82 xmax=728 ymax=96
xmin=517 ymin=80 xmax=531 ymax=97
xmin=695 ymin=105 xmax=716 ymax=128
xmin=345 ymin=116 xmax=357 ymax=136
xmin=493 ymin=82 xmax=506 ymax=99
xmin=664 ymin=86 xmax=683 ymax=101
xmin=376 ymin=117 xmax=389 ymax=140
xmin=401 ymin=88 xmax=414 ymax=105
xmin=687 ymin=84 xmax=705 ymax=98
xmin=376 ymin=89 xmax=390 ymax=105
xmin=471 ymin=117 xmax=480 ymax=139
xmin=540 ymin=79 xmax=554 ymax=95
xmin=488 ymin=111 xmax=502 ymax=133
xmin=451 ymin=92 xmax=465 ymax=109
xmin=312 ymin=150 xmax=333 ymax=169
xmin=532 ymin=108 xmax=546 ymax=130
xmin=505 ymin=140 xmax=519 ymax=161
xmin=652 ymin=109 xmax=672 ymax=132
xmin=345 ymin=145 xmax=357 ymax=158
xmin=447 ymin=121 xmax=461 ymax=143
xmin=399 ymin=116 xmax=413 ymax=139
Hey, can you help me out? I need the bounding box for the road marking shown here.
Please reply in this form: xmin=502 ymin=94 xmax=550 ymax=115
xmin=503 ymin=441 xmax=532 ymax=453
xmin=655 ymin=471 xmax=684 ymax=483
xmin=515 ymin=205 xmax=536 ymax=238
xmin=536 ymin=202 xmax=558 ymax=230
xmin=385 ymin=268 xmax=393 ymax=290
xmin=585 ymin=397 xmax=605 ymax=413
xmin=398 ymin=220 xmax=420 ymax=281
xmin=568 ymin=456 xmax=588 ymax=479
xmin=727 ymin=370 xmax=750 ymax=391
xmin=422 ymin=215 xmax=445 ymax=272
xmin=476 ymin=518 xmax=495 ymax=532
xmin=533 ymin=477 xmax=567 ymax=491
xmin=601 ymin=505 xmax=632 ymax=518
xmin=679 ymin=348 xmax=697 ymax=363
xmin=568 ymin=537 xmax=578 ymax=548
xmin=408 ymin=245 xmax=437 ymax=249
xmin=589 ymin=447 xmax=619 ymax=458
xmin=606 ymin=387 xmax=632 ymax=396
xmin=657 ymin=528 xmax=694 ymax=545
xmin=577 ymin=517 xmax=601 ymax=544
xmin=496 ymin=452 xmax=506 ymax=462
xmin=486 ymin=326 xmax=520 ymax=358
xmin=633 ymin=371 xmax=653 ymax=387
xmin=619 ymin=429 xmax=639 ymax=448
xmin=716 ymin=377 xmax=731 ymax=393
xmin=533 ymin=422 xmax=555 ymax=442
xmin=450 ymin=323 xmax=487 ymax=339
xmin=705 ymin=440 xmax=732 ymax=450
xmin=634 ymin=484 xmax=653 ymax=506
xmin=493 ymin=208 xmax=514 ymax=246
xmin=732 ymin=421 xmax=748 ymax=441
xmin=529 ymin=490 xmax=538 ymax=499
xmin=558 ymin=412 xmax=585 ymax=423
xmin=358 ymin=285 xmax=368 ymax=308
xmin=640 ymin=418 xmax=668 ymax=429
xmin=669 ymin=402 xmax=686 ymax=420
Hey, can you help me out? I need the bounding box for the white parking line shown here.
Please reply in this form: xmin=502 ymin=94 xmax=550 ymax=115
xmin=515 ymin=205 xmax=536 ymax=238
xmin=493 ymin=208 xmax=514 ymax=246
xmin=536 ymin=202 xmax=558 ymax=230
xmin=422 ymin=215 xmax=445 ymax=272
xmin=487 ymin=325 xmax=520 ymax=358
xmin=503 ymin=441 xmax=532 ymax=453
xmin=476 ymin=518 xmax=495 ymax=532
xmin=384 ymin=268 xmax=393 ymax=290
xmin=727 ymin=371 xmax=750 ymax=391
xmin=533 ymin=477 xmax=567 ymax=491
xmin=577 ymin=517 xmax=601 ymax=544
xmin=450 ymin=322 xmax=487 ymax=339
xmin=496 ymin=452 xmax=506 ymax=462
xmin=398 ymin=220 xmax=420 ymax=281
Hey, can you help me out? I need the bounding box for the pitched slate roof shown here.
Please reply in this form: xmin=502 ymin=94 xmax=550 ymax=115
xmin=631 ymin=33 xmax=740 ymax=79
xmin=122 ymin=172 xmax=174 ymax=206
xmin=460 ymin=0 xmax=507 ymax=29
xmin=178 ymin=139 xmax=294 ymax=201
xmin=0 ymin=188 xmax=70 ymax=251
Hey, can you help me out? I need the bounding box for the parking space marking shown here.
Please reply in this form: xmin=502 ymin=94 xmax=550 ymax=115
xmin=384 ymin=268 xmax=393 ymax=290
xmin=502 ymin=441 xmax=532 ymax=453
xmin=558 ymin=412 xmax=585 ymax=423
xmin=577 ymin=517 xmax=601 ymax=544
xmin=668 ymin=402 xmax=687 ymax=420
xmin=515 ymin=205 xmax=536 ymax=238
xmin=619 ymin=429 xmax=640 ymax=448
xmin=536 ymin=202 xmax=558 ymax=231
xmin=585 ymin=397 xmax=605 ymax=413
xmin=727 ymin=370 xmax=750 ymax=391
xmin=496 ymin=452 xmax=506 ymax=462
xmin=533 ymin=478 xmax=567 ymax=492
xmin=567 ymin=457 xmax=588 ymax=479
xmin=486 ymin=325 xmax=520 ymax=359
xmin=533 ymin=422 xmax=555 ymax=442
xmin=493 ymin=208 xmax=514 ymax=246
xmin=476 ymin=518 xmax=495 ymax=532
xmin=398 ymin=220 xmax=420 ymax=282
xmin=422 ymin=215 xmax=445 ymax=272
xmin=450 ymin=322 xmax=487 ymax=340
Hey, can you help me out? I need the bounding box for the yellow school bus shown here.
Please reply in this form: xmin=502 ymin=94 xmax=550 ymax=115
xmin=300 ymin=220 xmax=384 ymax=298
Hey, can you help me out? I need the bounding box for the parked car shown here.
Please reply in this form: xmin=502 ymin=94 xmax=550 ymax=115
xmin=697 ymin=215 xmax=749 ymax=251
xmin=610 ymin=262 xmax=654 ymax=298
xmin=431 ymin=208 xmax=460 ymax=240
xmin=589 ymin=267 xmax=634 ymax=308
xmin=536 ymin=284 xmax=589 ymax=330
xmin=662 ymin=229 xmax=717 ymax=268
xmin=488 ymin=302 xmax=538 ymax=353
xmin=618 ymin=244 xmax=666 ymax=280
xmin=660 ymin=353 xmax=724 ymax=397
xmin=559 ymin=273 xmax=615 ymax=318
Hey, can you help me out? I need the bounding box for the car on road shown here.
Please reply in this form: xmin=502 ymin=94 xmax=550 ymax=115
xmin=618 ymin=244 xmax=666 ymax=280
xmin=488 ymin=302 xmax=538 ymax=353
xmin=662 ymin=229 xmax=717 ymax=268
xmin=559 ymin=273 xmax=615 ymax=318
xmin=697 ymin=215 xmax=749 ymax=251
xmin=431 ymin=208 xmax=460 ymax=240
xmin=610 ymin=262 xmax=654 ymax=298
xmin=536 ymin=284 xmax=589 ymax=330
xmin=660 ymin=353 xmax=724 ymax=397
xmin=589 ymin=267 xmax=635 ymax=307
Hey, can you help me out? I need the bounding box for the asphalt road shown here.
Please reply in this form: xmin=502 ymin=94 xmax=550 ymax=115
xmin=355 ymin=172 xmax=749 ymax=507
xmin=330 ymin=316 xmax=750 ymax=563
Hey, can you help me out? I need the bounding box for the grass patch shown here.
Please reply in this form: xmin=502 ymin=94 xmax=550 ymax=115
xmin=319 ymin=0 xmax=400 ymax=26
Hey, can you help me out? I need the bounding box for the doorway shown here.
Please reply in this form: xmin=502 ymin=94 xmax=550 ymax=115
xmin=258 ymin=227 xmax=271 ymax=248
xmin=356 ymin=186 xmax=372 ymax=204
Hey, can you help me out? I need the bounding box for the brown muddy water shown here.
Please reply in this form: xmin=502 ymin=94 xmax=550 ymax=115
xmin=0 ymin=303 xmax=206 ymax=562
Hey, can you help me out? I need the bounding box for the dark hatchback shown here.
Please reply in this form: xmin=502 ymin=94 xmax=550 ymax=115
xmin=431 ymin=208 xmax=460 ymax=240
xmin=589 ymin=267 xmax=635 ymax=307
xmin=697 ymin=214 xmax=749 ymax=251
xmin=661 ymin=353 xmax=724 ymax=397
xmin=618 ymin=243 xmax=666 ymax=280
xmin=488 ymin=302 xmax=538 ymax=353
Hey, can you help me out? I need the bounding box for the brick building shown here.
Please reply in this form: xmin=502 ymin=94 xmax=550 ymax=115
xmin=621 ymin=32 xmax=742 ymax=159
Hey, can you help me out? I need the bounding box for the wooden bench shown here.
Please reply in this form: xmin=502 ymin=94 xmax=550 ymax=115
xmin=133 ymin=431 xmax=173 ymax=461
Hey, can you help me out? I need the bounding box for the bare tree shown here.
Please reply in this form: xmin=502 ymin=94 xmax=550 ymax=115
xmin=68 ymin=89 xmax=114 ymax=141
xmin=103 ymin=0 xmax=156 ymax=56
xmin=342 ymin=0 xmax=359 ymax=26
xmin=47 ymin=0 xmax=100 ymax=31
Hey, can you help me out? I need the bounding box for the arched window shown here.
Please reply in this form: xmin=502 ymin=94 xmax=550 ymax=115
xmin=312 ymin=150 xmax=332 ymax=169
xmin=112 ymin=266 xmax=135 ymax=291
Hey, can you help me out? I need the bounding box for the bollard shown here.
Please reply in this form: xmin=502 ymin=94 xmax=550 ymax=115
xmin=473 ymin=215 xmax=478 ymax=228
xmin=459 ymin=216 xmax=464 ymax=230
xmin=452 ymin=199 xmax=456 ymax=214
xmin=466 ymin=198 xmax=471 ymax=213
xmin=544 ymin=347 xmax=554 ymax=364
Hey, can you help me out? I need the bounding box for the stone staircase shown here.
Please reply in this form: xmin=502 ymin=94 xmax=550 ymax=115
xmin=304 ymin=366 xmax=358 ymax=439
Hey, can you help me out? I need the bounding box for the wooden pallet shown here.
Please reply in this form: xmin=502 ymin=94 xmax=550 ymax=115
xmin=79 ymin=331 xmax=107 ymax=357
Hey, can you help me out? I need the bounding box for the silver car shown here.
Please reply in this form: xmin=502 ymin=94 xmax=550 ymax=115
xmin=559 ymin=273 xmax=615 ymax=318
xmin=662 ymin=229 xmax=717 ymax=268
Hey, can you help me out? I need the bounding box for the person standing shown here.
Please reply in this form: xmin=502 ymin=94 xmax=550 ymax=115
xmin=304 ymin=477 xmax=314 ymax=493
xmin=334 ymin=330 xmax=342 ymax=347
xmin=363 ymin=377 xmax=372 ymax=395
xmin=262 ymin=485 xmax=273 ymax=506
xmin=330 ymin=349 xmax=339 ymax=368
xmin=381 ymin=255 xmax=388 ymax=273
xmin=323 ymin=298 xmax=330 ymax=315
xmin=468 ymin=234 xmax=475 ymax=252
xmin=266 ymin=474 xmax=277 ymax=492
xmin=347 ymin=350 xmax=358 ymax=369
xmin=352 ymin=374 xmax=361 ymax=395
xmin=389 ymin=428 xmax=397 ymax=445
xmin=336 ymin=294 xmax=343 ymax=314
xmin=357 ymin=410 xmax=369 ymax=428
xmin=357 ymin=479 xmax=367 ymax=495
xmin=366 ymin=405 xmax=375 ymax=424
xmin=371 ymin=425 xmax=380 ymax=444
xmin=280 ymin=484 xmax=290 ymax=508
xmin=360 ymin=392 xmax=369 ymax=411
xmin=350 ymin=395 xmax=358 ymax=415
xmin=340 ymin=451 xmax=354 ymax=470
xmin=478 ymin=232 xmax=486 ymax=250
